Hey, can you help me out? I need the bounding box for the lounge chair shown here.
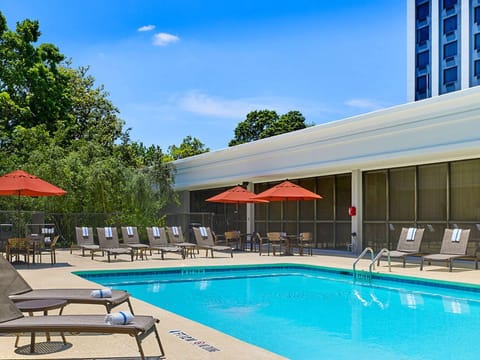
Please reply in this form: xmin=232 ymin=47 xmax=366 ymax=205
xmin=379 ymin=227 xmax=425 ymax=267
xmin=121 ymin=226 xmax=149 ymax=259
xmin=420 ymin=228 xmax=477 ymax=272
xmin=193 ymin=227 xmax=233 ymax=258
xmin=0 ymin=254 xmax=134 ymax=314
xmin=0 ymin=293 xmax=164 ymax=359
xmin=166 ymin=226 xmax=197 ymax=257
xmin=97 ymin=227 xmax=134 ymax=263
xmin=146 ymin=226 xmax=184 ymax=259
xmin=73 ymin=227 xmax=102 ymax=257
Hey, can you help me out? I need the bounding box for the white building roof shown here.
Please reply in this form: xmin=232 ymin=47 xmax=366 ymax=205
xmin=173 ymin=86 xmax=480 ymax=191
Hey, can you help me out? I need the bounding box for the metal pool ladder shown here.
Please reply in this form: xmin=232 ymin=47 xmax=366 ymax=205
xmin=353 ymin=247 xmax=391 ymax=281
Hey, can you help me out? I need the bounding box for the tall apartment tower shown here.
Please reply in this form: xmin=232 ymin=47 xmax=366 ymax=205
xmin=407 ymin=0 xmax=480 ymax=101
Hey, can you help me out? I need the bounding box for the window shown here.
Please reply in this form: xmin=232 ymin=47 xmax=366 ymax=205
xmin=417 ymin=75 xmax=427 ymax=92
xmin=475 ymin=60 xmax=480 ymax=77
xmin=443 ymin=41 xmax=457 ymax=59
xmin=444 ymin=67 xmax=457 ymax=84
xmin=443 ymin=0 xmax=457 ymax=10
xmin=417 ymin=27 xmax=429 ymax=44
xmin=475 ymin=6 xmax=480 ymax=24
xmin=416 ymin=3 xmax=429 ymax=22
xmin=475 ymin=33 xmax=480 ymax=50
xmin=444 ymin=16 xmax=457 ymax=35
xmin=417 ymin=50 xmax=429 ymax=68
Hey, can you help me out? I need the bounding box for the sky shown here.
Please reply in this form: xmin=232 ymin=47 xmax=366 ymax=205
xmin=1 ymin=1 xmax=407 ymax=151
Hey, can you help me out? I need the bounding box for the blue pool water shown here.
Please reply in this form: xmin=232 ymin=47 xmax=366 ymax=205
xmin=76 ymin=264 xmax=480 ymax=359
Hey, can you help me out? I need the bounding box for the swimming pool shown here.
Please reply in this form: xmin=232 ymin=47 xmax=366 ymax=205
xmin=76 ymin=264 xmax=480 ymax=359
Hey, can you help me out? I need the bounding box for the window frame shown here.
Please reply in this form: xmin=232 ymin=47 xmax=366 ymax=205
xmin=443 ymin=15 xmax=457 ymax=35
xmin=443 ymin=67 xmax=457 ymax=84
xmin=443 ymin=41 xmax=457 ymax=59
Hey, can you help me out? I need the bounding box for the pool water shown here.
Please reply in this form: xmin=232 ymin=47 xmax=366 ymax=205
xmin=76 ymin=265 xmax=480 ymax=359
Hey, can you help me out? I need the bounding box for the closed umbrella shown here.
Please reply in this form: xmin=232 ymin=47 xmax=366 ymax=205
xmin=0 ymin=170 xmax=67 ymax=235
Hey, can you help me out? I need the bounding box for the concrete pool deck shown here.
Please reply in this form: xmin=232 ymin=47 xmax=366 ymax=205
xmin=1 ymin=249 xmax=480 ymax=359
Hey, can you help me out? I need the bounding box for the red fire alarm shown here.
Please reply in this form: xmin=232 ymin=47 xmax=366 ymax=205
xmin=348 ymin=206 xmax=356 ymax=217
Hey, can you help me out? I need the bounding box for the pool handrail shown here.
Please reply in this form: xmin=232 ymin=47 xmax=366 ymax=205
xmin=353 ymin=247 xmax=374 ymax=279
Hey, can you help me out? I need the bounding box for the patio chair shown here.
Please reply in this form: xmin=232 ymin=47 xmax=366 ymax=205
xmin=224 ymin=230 xmax=242 ymax=250
xmin=73 ymin=227 xmax=102 ymax=258
xmin=121 ymin=226 xmax=149 ymax=260
xmin=420 ymin=228 xmax=477 ymax=272
xmin=256 ymin=232 xmax=271 ymax=256
xmin=296 ymin=232 xmax=314 ymax=256
xmin=0 ymin=293 xmax=164 ymax=359
xmin=379 ymin=227 xmax=425 ymax=267
xmin=146 ymin=226 xmax=184 ymax=259
xmin=193 ymin=227 xmax=233 ymax=258
xmin=267 ymin=232 xmax=286 ymax=256
xmin=35 ymin=235 xmax=59 ymax=264
xmin=6 ymin=238 xmax=32 ymax=264
xmin=97 ymin=227 xmax=134 ymax=263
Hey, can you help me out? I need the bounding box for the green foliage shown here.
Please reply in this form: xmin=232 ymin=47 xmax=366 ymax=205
xmin=0 ymin=11 xmax=176 ymax=228
xmin=229 ymin=110 xmax=310 ymax=146
xmin=166 ymin=135 xmax=210 ymax=160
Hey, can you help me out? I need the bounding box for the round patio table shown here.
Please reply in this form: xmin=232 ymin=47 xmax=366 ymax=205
xmin=15 ymin=298 xmax=67 ymax=353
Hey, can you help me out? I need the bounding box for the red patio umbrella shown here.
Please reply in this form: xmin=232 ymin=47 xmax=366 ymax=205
xmin=0 ymin=170 xmax=67 ymax=235
xmin=206 ymin=185 xmax=268 ymax=204
xmin=253 ymin=180 xmax=322 ymax=202
xmin=206 ymin=185 xmax=268 ymax=230
xmin=253 ymin=180 xmax=322 ymax=235
xmin=0 ymin=170 xmax=67 ymax=197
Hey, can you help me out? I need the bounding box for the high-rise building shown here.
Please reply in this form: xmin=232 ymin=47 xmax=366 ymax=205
xmin=407 ymin=0 xmax=480 ymax=101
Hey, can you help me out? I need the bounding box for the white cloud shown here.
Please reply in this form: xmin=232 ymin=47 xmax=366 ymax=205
xmin=153 ymin=32 xmax=180 ymax=46
xmin=138 ymin=25 xmax=156 ymax=32
xmin=344 ymin=98 xmax=382 ymax=111
xmin=176 ymin=91 xmax=284 ymax=118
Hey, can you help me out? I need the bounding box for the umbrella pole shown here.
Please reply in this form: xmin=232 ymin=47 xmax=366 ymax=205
xmin=17 ymin=192 xmax=21 ymax=237
xmin=235 ymin=202 xmax=239 ymax=231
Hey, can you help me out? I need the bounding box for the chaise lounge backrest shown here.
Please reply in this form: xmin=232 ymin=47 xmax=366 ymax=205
xmin=121 ymin=226 xmax=141 ymax=245
xmin=440 ymin=228 xmax=470 ymax=255
xmin=75 ymin=226 xmax=95 ymax=246
xmin=397 ymin=227 xmax=425 ymax=253
xmin=97 ymin=227 xmax=121 ymax=248
xmin=146 ymin=227 xmax=169 ymax=247
xmin=166 ymin=226 xmax=185 ymax=244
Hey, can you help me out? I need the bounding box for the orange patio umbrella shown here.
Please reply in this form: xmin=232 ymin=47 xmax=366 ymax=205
xmin=0 ymin=170 xmax=67 ymax=235
xmin=206 ymin=185 xmax=268 ymax=204
xmin=253 ymin=180 xmax=322 ymax=202
xmin=253 ymin=180 xmax=322 ymax=233
xmin=206 ymin=185 xmax=268 ymax=229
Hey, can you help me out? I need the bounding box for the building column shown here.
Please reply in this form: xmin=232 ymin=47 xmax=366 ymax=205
xmin=351 ymin=169 xmax=363 ymax=254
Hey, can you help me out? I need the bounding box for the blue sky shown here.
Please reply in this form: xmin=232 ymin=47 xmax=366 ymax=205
xmin=2 ymin=1 xmax=407 ymax=151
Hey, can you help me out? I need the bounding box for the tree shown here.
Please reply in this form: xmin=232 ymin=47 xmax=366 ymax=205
xmin=228 ymin=110 xmax=310 ymax=146
xmin=0 ymin=11 xmax=177 ymax=234
xmin=167 ymin=135 xmax=209 ymax=160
